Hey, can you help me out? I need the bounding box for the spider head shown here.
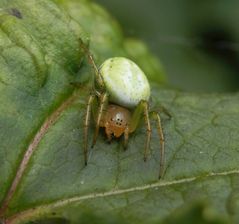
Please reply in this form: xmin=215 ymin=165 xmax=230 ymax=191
xmin=103 ymin=104 xmax=131 ymax=138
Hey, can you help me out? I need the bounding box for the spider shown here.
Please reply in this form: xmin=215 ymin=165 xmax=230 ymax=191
xmin=80 ymin=40 xmax=169 ymax=179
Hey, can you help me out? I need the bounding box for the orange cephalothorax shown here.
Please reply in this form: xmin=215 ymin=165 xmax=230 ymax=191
xmin=100 ymin=104 xmax=131 ymax=140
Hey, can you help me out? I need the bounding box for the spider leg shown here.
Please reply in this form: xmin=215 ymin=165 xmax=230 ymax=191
xmin=157 ymin=105 xmax=172 ymax=119
xmin=91 ymin=92 xmax=109 ymax=148
xmin=105 ymin=123 xmax=112 ymax=143
xmin=79 ymin=39 xmax=105 ymax=89
xmin=123 ymin=126 xmax=129 ymax=150
xmin=84 ymin=94 xmax=96 ymax=165
xmin=129 ymin=101 xmax=166 ymax=179
xmin=129 ymin=100 xmax=152 ymax=162
xmin=150 ymin=111 xmax=165 ymax=179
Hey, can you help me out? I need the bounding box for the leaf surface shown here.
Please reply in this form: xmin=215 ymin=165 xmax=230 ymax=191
xmin=0 ymin=1 xmax=238 ymax=224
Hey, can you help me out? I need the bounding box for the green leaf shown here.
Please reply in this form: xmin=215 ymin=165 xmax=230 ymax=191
xmin=0 ymin=0 xmax=238 ymax=224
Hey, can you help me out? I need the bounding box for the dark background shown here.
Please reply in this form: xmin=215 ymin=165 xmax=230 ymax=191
xmin=95 ymin=0 xmax=239 ymax=92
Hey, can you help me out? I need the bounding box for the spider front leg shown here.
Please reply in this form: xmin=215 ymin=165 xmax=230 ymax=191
xmin=123 ymin=126 xmax=129 ymax=150
xmin=84 ymin=91 xmax=109 ymax=164
xmin=129 ymin=100 xmax=165 ymax=179
xmin=91 ymin=92 xmax=109 ymax=148
xmin=129 ymin=100 xmax=152 ymax=161
xmin=150 ymin=111 xmax=165 ymax=179
xmin=84 ymin=93 xmax=96 ymax=165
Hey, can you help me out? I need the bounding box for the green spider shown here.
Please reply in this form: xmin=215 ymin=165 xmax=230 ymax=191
xmin=80 ymin=40 xmax=169 ymax=179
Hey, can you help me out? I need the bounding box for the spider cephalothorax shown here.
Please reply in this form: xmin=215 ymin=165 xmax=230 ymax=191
xmin=101 ymin=104 xmax=131 ymax=140
xmin=80 ymin=39 xmax=168 ymax=179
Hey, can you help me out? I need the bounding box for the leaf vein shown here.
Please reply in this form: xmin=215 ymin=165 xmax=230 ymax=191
xmin=5 ymin=169 xmax=239 ymax=224
xmin=0 ymin=90 xmax=81 ymax=217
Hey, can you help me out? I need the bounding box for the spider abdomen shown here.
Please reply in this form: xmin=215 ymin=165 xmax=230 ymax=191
xmin=99 ymin=57 xmax=150 ymax=108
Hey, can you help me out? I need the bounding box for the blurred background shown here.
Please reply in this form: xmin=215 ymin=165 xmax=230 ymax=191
xmin=95 ymin=0 xmax=239 ymax=93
